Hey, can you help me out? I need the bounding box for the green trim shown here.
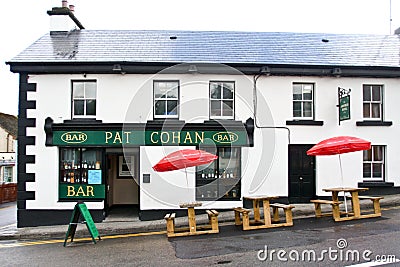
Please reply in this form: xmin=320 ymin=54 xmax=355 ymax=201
xmin=52 ymin=130 xmax=248 ymax=146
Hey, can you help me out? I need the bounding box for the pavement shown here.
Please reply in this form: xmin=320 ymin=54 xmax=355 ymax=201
xmin=1 ymin=194 xmax=399 ymax=241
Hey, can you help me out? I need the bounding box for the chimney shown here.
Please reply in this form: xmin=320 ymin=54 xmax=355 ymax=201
xmin=395 ymin=27 xmax=400 ymax=35
xmin=47 ymin=1 xmax=84 ymax=33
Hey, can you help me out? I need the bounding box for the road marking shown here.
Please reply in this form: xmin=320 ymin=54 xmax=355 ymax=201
xmin=0 ymin=230 xmax=167 ymax=248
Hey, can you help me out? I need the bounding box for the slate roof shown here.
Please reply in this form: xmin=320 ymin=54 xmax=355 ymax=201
xmin=0 ymin=113 xmax=17 ymax=138
xmin=9 ymin=30 xmax=400 ymax=68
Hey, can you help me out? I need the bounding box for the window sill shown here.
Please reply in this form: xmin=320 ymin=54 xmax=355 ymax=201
xmin=286 ymin=120 xmax=324 ymax=126
xmin=356 ymin=121 xmax=392 ymax=126
xmin=358 ymin=182 xmax=394 ymax=188
xmin=63 ymin=119 xmax=103 ymax=124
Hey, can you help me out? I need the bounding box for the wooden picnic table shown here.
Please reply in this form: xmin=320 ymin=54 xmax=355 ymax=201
xmin=164 ymin=202 xmax=219 ymax=237
xmin=234 ymin=196 xmax=294 ymax=230
xmin=322 ymin=187 xmax=382 ymax=221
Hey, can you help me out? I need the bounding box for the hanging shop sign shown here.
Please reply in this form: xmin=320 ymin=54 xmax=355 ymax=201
xmin=52 ymin=130 xmax=248 ymax=146
xmin=337 ymin=87 xmax=351 ymax=125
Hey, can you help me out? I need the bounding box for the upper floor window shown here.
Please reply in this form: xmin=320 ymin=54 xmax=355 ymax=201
xmin=292 ymin=83 xmax=314 ymax=119
xmin=210 ymin=81 xmax=234 ymax=119
xmin=363 ymin=145 xmax=385 ymax=181
xmin=154 ymin=81 xmax=179 ymax=119
xmin=72 ymin=81 xmax=97 ymax=118
xmin=363 ymin=85 xmax=383 ymax=120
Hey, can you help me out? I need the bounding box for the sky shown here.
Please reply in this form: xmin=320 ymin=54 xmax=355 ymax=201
xmin=1 ymin=0 xmax=399 ymax=116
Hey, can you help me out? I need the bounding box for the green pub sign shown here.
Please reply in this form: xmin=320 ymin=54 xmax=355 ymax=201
xmin=339 ymin=95 xmax=350 ymax=121
xmin=53 ymin=130 xmax=248 ymax=146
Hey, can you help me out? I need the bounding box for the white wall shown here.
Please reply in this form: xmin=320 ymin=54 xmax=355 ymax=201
xmin=26 ymin=73 xmax=400 ymax=210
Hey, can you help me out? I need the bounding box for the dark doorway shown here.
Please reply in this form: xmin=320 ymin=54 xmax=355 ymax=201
xmin=288 ymin=145 xmax=315 ymax=203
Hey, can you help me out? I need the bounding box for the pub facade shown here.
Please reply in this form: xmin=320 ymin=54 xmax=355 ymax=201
xmin=7 ymin=3 xmax=400 ymax=226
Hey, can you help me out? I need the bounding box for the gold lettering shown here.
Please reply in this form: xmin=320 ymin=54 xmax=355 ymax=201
xmin=65 ymin=134 xmax=72 ymax=141
xmin=172 ymin=131 xmax=180 ymax=144
xmin=150 ymin=132 xmax=159 ymax=144
xmin=113 ymin=132 xmax=122 ymax=144
xmin=195 ymin=132 xmax=204 ymax=143
xmin=124 ymin=132 xmax=132 ymax=144
xmin=223 ymin=135 xmax=229 ymax=142
xmin=184 ymin=132 xmax=193 ymax=144
xmin=78 ymin=134 xmax=85 ymax=141
xmin=217 ymin=135 xmax=223 ymax=141
xmin=230 ymin=134 xmax=235 ymax=141
xmin=160 ymin=132 xmax=170 ymax=144
xmin=67 ymin=186 xmax=75 ymax=196
xmin=105 ymin=132 xmax=113 ymax=143
xmin=86 ymin=186 xmax=95 ymax=197
xmin=76 ymin=186 xmax=86 ymax=197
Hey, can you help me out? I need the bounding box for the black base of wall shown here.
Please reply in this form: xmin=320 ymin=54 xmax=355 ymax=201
xmin=17 ymin=209 xmax=105 ymax=227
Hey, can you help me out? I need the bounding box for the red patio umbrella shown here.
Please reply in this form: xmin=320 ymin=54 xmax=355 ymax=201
xmin=152 ymin=149 xmax=218 ymax=187
xmin=307 ymin=136 xmax=371 ymax=212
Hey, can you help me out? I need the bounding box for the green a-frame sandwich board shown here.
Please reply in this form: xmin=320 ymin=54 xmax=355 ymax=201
xmin=64 ymin=202 xmax=101 ymax=247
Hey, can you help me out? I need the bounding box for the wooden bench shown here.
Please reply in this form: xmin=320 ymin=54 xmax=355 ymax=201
xmin=233 ymin=207 xmax=252 ymax=230
xmin=164 ymin=213 xmax=176 ymax=237
xmin=310 ymin=199 xmax=342 ymax=221
xmin=350 ymin=196 xmax=383 ymax=216
xmin=205 ymin=210 xmax=219 ymax=232
xmin=270 ymin=203 xmax=295 ymax=226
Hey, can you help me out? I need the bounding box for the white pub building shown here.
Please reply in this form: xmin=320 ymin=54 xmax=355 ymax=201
xmin=7 ymin=2 xmax=400 ymax=227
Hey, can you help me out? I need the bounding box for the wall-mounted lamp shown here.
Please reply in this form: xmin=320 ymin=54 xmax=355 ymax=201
xmin=332 ymin=67 xmax=342 ymax=77
xmin=112 ymin=64 xmax=125 ymax=74
xmin=187 ymin=64 xmax=198 ymax=74
xmin=260 ymin=66 xmax=271 ymax=76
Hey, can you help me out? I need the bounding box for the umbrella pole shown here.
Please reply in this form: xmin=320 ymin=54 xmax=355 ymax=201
xmin=338 ymin=154 xmax=348 ymax=214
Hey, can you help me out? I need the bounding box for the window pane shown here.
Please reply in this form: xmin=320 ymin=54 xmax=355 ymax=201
xmin=73 ymin=83 xmax=84 ymax=98
xmin=167 ymin=100 xmax=178 ymax=115
xmin=210 ymin=83 xmax=222 ymax=99
xmin=363 ymin=85 xmax=371 ymax=101
xmin=85 ymin=82 xmax=96 ymax=98
xmin=223 ymin=84 xmax=234 ymax=99
xmin=154 ymin=87 xmax=166 ymax=98
xmin=363 ymin=149 xmax=372 ymax=161
xmin=86 ymin=100 xmax=96 ymax=115
xmin=372 ymin=163 xmax=382 ymax=178
xmin=373 ymin=146 xmax=383 ymax=161
xmin=372 ymin=86 xmax=381 ymax=101
xmin=222 ymin=100 xmax=233 ymax=117
xmin=363 ymin=163 xmax=371 ymax=178
xmin=74 ymin=100 xmax=84 ymax=115
xmin=303 ymin=85 xmax=313 ymax=100
xmin=363 ymin=103 xmax=370 ymax=118
xmin=210 ymin=100 xmax=221 ymax=116
xmin=293 ymin=85 xmax=302 ymax=100
xmin=303 ymin=102 xmax=312 ymax=117
xmin=155 ymin=100 xmax=166 ymax=115
xmin=166 ymin=87 xmax=178 ymax=99
xmin=371 ymin=103 xmax=381 ymax=118
xmin=293 ymin=102 xmax=301 ymax=117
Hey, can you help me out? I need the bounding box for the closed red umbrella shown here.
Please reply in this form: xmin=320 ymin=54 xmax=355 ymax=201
xmin=307 ymin=136 xmax=371 ymax=212
xmin=152 ymin=149 xmax=218 ymax=187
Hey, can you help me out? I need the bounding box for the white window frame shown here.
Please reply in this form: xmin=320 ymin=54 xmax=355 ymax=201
xmin=363 ymin=145 xmax=385 ymax=181
xmin=363 ymin=84 xmax=383 ymax=120
xmin=3 ymin=166 xmax=13 ymax=183
xmin=292 ymin=83 xmax=314 ymax=120
xmin=72 ymin=80 xmax=97 ymax=119
xmin=209 ymin=81 xmax=235 ymax=120
xmin=153 ymin=81 xmax=179 ymax=119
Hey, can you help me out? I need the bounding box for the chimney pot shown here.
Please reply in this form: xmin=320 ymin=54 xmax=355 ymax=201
xmin=62 ymin=0 xmax=68 ymax=8
xmin=69 ymin=5 xmax=75 ymax=12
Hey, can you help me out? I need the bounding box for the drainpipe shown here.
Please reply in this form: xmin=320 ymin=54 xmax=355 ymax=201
xmin=253 ymin=67 xmax=291 ymax=144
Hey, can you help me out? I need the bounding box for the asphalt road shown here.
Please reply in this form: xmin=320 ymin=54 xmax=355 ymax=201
xmin=0 ymin=207 xmax=399 ymax=266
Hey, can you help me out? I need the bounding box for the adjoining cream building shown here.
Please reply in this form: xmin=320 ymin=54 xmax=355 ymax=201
xmin=0 ymin=112 xmax=17 ymax=184
xmin=7 ymin=2 xmax=400 ymax=227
